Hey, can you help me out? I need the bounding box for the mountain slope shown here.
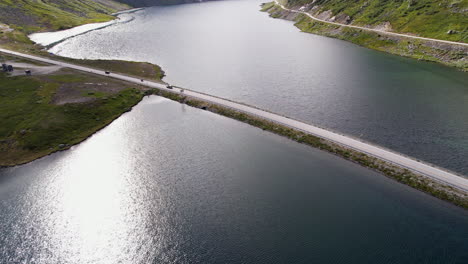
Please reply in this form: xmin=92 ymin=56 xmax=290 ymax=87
xmin=264 ymin=1 xmax=467 ymax=70
xmin=281 ymin=0 xmax=468 ymax=43
xmin=0 ymin=0 xmax=130 ymax=32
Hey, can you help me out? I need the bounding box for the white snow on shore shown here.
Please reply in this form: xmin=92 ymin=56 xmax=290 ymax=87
xmin=29 ymin=12 xmax=136 ymax=47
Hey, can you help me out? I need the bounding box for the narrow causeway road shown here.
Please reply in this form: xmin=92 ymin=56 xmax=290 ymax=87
xmin=1 ymin=48 xmax=467 ymax=192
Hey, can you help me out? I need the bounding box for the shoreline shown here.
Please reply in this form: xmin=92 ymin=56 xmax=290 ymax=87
xmin=0 ymin=102 xmax=140 ymax=169
xmin=0 ymin=52 xmax=162 ymax=168
xmin=111 ymin=7 xmax=145 ymax=16
xmin=1 ymin=3 xmax=466 ymax=208
xmin=29 ymin=11 xmax=139 ymax=47
xmin=0 ymin=47 xmax=466 ymax=209
xmin=272 ymin=1 xmax=468 ymax=47
xmin=262 ymin=2 xmax=468 ymax=71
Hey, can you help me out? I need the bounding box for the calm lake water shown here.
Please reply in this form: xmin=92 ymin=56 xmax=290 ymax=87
xmin=3 ymin=0 xmax=467 ymax=262
xmin=48 ymin=0 xmax=468 ymax=175
xmin=1 ymin=97 xmax=467 ymax=263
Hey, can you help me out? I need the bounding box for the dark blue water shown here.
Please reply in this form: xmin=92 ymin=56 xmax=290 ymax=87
xmin=49 ymin=0 xmax=468 ymax=175
xmin=0 ymin=97 xmax=467 ymax=263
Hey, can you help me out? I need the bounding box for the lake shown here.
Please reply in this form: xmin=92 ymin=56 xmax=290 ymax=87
xmin=2 ymin=0 xmax=467 ymax=262
xmin=1 ymin=97 xmax=467 ymax=263
xmin=46 ymin=0 xmax=468 ymax=175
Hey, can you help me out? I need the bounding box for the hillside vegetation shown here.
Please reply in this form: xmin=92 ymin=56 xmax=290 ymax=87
xmin=282 ymin=0 xmax=468 ymax=42
xmin=265 ymin=1 xmax=467 ymax=69
xmin=0 ymin=0 xmax=129 ymax=33
xmin=0 ymin=1 xmax=168 ymax=166
xmin=0 ymin=0 xmax=210 ymax=47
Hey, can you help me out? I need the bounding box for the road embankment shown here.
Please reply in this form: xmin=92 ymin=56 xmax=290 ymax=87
xmin=152 ymin=89 xmax=468 ymax=209
xmin=1 ymin=48 xmax=467 ymax=208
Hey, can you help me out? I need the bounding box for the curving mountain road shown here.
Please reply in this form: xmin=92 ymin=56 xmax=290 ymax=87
xmin=1 ymin=47 xmax=467 ymax=192
xmin=273 ymin=0 xmax=468 ymax=47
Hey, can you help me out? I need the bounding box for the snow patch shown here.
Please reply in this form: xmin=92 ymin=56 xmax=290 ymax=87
xmin=29 ymin=13 xmax=135 ymax=47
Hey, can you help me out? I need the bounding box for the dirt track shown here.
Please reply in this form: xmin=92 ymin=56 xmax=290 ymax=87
xmin=4 ymin=61 xmax=61 ymax=76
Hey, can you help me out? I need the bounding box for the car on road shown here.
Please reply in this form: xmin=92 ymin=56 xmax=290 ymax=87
xmin=166 ymin=85 xmax=173 ymax=89
xmin=105 ymin=71 xmax=110 ymax=74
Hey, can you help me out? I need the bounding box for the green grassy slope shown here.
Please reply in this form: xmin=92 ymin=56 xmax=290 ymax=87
xmin=264 ymin=2 xmax=467 ymax=70
xmin=283 ymin=0 xmax=468 ymax=42
xmin=0 ymin=0 xmax=130 ymax=33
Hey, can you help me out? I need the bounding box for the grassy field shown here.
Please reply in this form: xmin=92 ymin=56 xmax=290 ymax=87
xmin=0 ymin=57 xmax=153 ymax=166
xmin=0 ymin=1 xmax=171 ymax=166
xmin=283 ymin=0 xmax=468 ymax=42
